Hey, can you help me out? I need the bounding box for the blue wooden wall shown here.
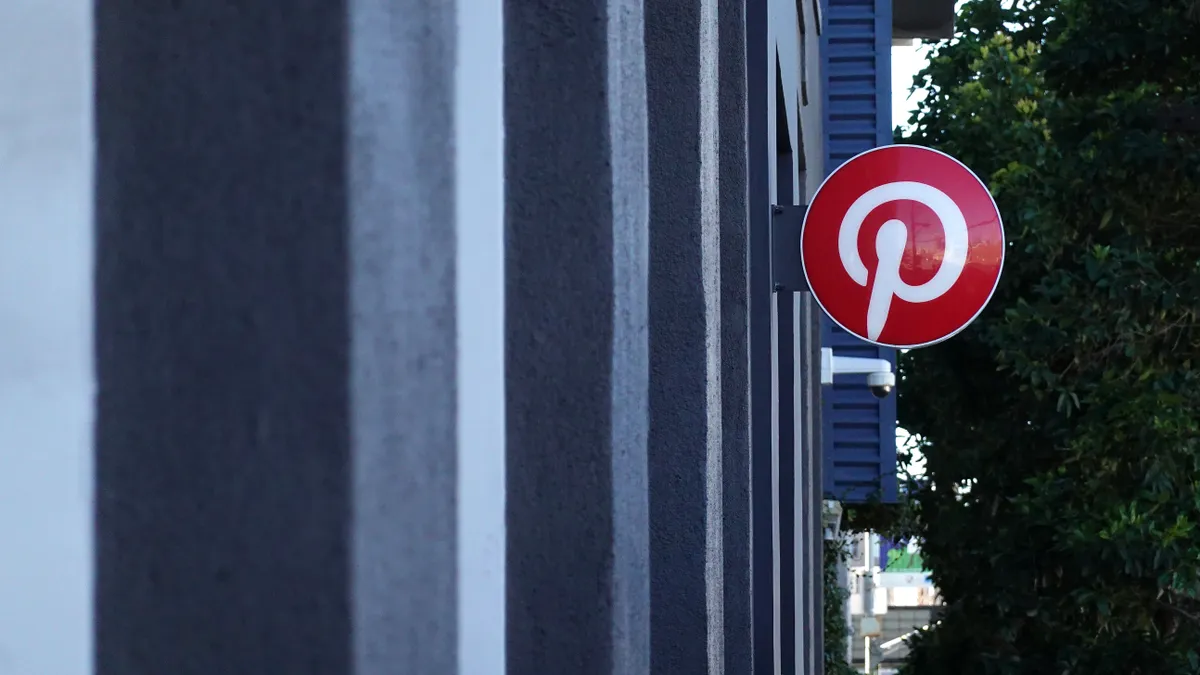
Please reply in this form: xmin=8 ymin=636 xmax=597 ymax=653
xmin=819 ymin=0 xmax=898 ymax=503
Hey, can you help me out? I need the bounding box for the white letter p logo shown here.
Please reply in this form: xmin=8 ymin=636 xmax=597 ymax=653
xmin=837 ymin=181 xmax=970 ymax=341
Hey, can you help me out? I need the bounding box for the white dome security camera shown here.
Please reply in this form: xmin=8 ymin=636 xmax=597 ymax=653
xmin=865 ymin=371 xmax=895 ymax=399
xmin=819 ymin=348 xmax=895 ymax=399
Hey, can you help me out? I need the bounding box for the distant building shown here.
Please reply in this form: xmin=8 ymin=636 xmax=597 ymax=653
xmin=847 ymin=533 xmax=942 ymax=671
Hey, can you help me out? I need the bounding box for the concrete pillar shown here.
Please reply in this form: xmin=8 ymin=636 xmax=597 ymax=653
xmin=506 ymin=0 xmax=754 ymax=673
xmin=94 ymin=1 xmax=505 ymax=673
xmin=642 ymin=0 xmax=756 ymax=671
xmin=503 ymin=0 xmax=652 ymax=672
xmin=643 ymin=0 xmax=715 ymax=670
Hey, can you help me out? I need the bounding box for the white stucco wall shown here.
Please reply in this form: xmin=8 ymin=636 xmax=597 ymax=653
xmin=0 ymin=0 xmax=93 ymax=673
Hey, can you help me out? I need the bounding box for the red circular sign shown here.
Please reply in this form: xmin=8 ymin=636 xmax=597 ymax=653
xmin=801 ymin=145 xmax=1004 ymax=349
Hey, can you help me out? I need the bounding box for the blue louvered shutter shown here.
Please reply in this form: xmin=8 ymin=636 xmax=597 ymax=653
xmin=819 ymin=0 xmax=898 ymax=504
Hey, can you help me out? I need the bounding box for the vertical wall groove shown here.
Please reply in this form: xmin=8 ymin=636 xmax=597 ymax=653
xmin=745 ymin=0 xmax=775 ymax=669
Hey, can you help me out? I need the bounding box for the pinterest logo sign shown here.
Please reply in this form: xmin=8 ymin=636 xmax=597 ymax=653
xmin=801 ymin=145 xmax=1005 ymax=349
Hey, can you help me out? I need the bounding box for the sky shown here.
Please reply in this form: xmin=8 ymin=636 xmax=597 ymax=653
xmin=893 ymin=0 xmax=971 ymax=130
xmin=892 ymin=41 xmax=931 ymax=133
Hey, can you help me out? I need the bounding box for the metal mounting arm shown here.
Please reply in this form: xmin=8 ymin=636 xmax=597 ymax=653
xmin=819 ymin=347 xmax=893 ymax=386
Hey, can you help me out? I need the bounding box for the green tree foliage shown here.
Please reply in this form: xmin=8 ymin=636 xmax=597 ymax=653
xmin=896 ymin=1 xmax=1200 ymax=673
xmin=824 ymin=540 xmax=858 ymax=675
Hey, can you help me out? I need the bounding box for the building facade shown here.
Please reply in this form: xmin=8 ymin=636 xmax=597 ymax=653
xmin=1 ymin=0 xmax=949 ymax=673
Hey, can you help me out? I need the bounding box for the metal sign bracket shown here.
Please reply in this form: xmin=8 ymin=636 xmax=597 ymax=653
xmin=770 ymin=203 xmax=809 ymax=292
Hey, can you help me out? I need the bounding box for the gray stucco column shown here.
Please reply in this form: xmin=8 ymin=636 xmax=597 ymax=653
xmin=503 ymin=0 xmax=652 ymax=673
xmin=641 ymin=0 xmax=749 ymax=670
xmin=94 ymin=2 xmax=505 ymax=674
xmin=505 ymin=0 xmax=753 ymax=672
xmin=644 ymin=0 xmax=714 ymax=670
xmin=643 ymin=0 xmax=756 ymax=670
xmin=717 ymin=0 xmax=753 ymax=671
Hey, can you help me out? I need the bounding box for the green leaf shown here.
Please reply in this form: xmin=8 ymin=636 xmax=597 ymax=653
xmin=893 ymin=0 xmax=1200 ymax=672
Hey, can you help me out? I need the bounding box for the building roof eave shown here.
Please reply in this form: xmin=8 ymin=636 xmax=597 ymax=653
xmin=893 ymin=0 xmax=955 ymax=41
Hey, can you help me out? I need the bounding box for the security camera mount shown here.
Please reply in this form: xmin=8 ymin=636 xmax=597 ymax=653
xmin=819 ymin=347 xmax=892 ymax=386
